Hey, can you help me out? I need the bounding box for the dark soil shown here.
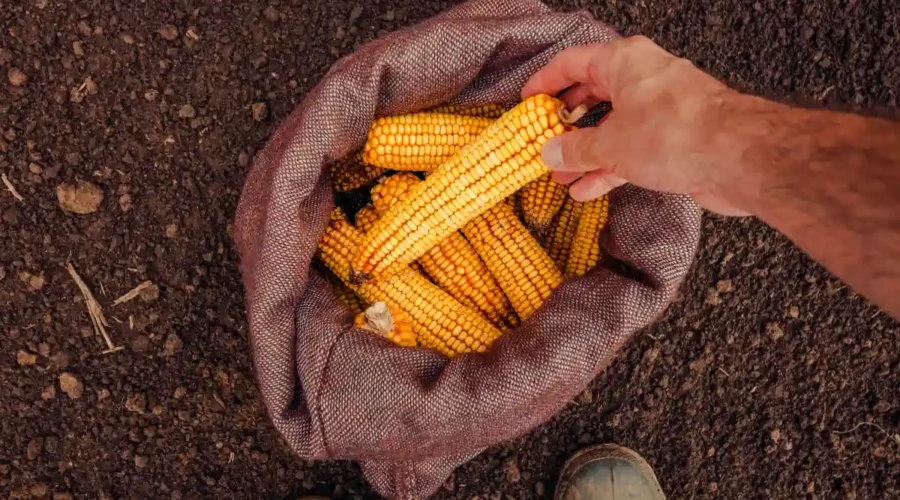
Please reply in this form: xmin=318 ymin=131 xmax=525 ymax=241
xmin=1 ymin=0 xmax=898 ymax=499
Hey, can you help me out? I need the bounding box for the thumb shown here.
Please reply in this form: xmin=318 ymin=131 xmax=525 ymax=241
xmin=540 ymin=124 xmax=616 ymax=173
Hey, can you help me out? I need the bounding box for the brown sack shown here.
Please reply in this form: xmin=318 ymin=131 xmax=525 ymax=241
xmin=233 ymin=0 xmax=702 ymax=497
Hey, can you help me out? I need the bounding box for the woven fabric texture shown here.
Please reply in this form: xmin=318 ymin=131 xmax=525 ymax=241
xmin=232 ymin=0 xmax=703 ymax=498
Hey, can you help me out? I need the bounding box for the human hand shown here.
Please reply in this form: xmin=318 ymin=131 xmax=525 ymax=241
xmin=522 ymin=36 xmax=749 ymax=216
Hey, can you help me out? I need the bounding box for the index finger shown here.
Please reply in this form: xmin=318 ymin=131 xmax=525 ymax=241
xmin=521 ymin=42 xmax=617 ymax=100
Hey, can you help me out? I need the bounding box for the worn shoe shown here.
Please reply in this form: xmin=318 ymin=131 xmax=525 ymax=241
xmin=554 ymin=444 xmax=665 ymax=500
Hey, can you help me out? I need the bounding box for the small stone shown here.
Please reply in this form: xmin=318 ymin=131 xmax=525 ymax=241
xmin=766 ymin=322 xmax=784 ymax=341
xmin=19 ymin=271 xmax=45 ymax=291
xmin=184 ymin=26 xmax=201 ymax=47
xmin=125 ymin=393 xmax=147 ymax=414
xmin=44 ymin=436 xmax=58 ymax=453
xmin=576 ymin=388 xmax=593 ymax=405
xmin=17 ymin=350 xmax=38 ymax=366
xmin=178 ymin=104 xmax=196 ymax=119
xmin=139 ymin=284 xmax=159 ymax=302
xmin=83 ymin=77 xmax=98 ymax=95
xmin=119 ymin=193 xmax=133 ymax=212
xmin=534 ymin=481 xmax=545 ymax=497
xmin=151 ymin=405 xmax=165 ymax=416
xmin=26 ymin=437 xmax=44 ymax=460
xmin=58 ymin=372 xmax=84 ymax=399
xmin=72 ymin=41 xmax=84 ymax=57
xmin=53 ymin=494 xmax=74 ymax=500
xmin=157 ymin=25 xmax=179 ymax=40
xmin=57 ymin=182 xmax=103 ymax=214
xmin=28 ymin=162 xmax=44 ymax=174
xmin=134 ymin=454 xmax=150 ymax=468
xmin=50 ymin=352 xmax=70 ymax=369
xmin=504 ymin=457 xmax=521 ymax=483
xmin=131 ymin=335 xmax=151 ymax=353
xmin=163 ymin=333 xmax=184 ymax=356
xmin=41 ymin=385 xmax=56 ymax=400
xmin=3 ymin=206 xmax=19 ymax=224
xmin=143 ymin=89 xmax=159 ymax=101
xmin=237 ymin=152 xmax=249 ymax=167
xmin=348 ymin=4 xmax=364 ymax=25
xmin=34 ymin=0 xmax=48 ymax=9
xmin=251 ymin=102 xmax=268 ymax=122
xmin=29 ymin=483 xmax=49 ymax=497
xmin=119 ymin=32 xmax=136 ymax=44
xmin=38 ymin=343 xmax=51 ymax=357
xmin=709 ymin=482 xmax=718 ymax=493
xmin=704 ymin=288 xmax=721 ymax=306
xmin=263 ymin=5 xmax=280 ymax=22
xmin=165 ymin=223 xmax=178 ymax=238
xmin=787 ymin=306 xmax=800 ymax=318
xmin=706 ymin=14 xmax=723 ymax=26
xmin=8 ymin=67 xmax=27 ymax=87
xmin=770 ymin=428 xmax=782 ymax=443
xmin=173 ymin=386 xmax=187 ymax=399
xmin=96 ymin=388 xmax=110 ymax=400
xmin=177 ymin=409 xmax=191 ymax=421
xmin=715 ymin=279 xmax=733 ymax=293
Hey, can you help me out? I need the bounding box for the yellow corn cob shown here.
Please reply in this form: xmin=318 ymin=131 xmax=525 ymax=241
xmin=427 ymin=103 xmax=506 ymax=119
xmin=354 ymin=302 xmax=417 ymax=347
xmin=319 ymin=263 xmax=367 ymax=315
xmin=362 ymin=113 xmax=492 ymax=172
xmin=371 ymin=173 xmax=518 ymax=330
xmin=353 ymin=94 xmax=570 ymax=282
xmin=519 ymin=173 xmax=568 ymax=234
xmin=318 ymin=209 xmax=503 ymax=356
xmin=331 ymin=153 xmax=387 ymax=192
xmin=354 ymin=205 xmax=380 ymax=233
xmin=565 ymin=195 xmax=610 ymax=277
xmin=462 ymin=201 xmax=564 ymax=320
xmin=333 ymin=279 xmax=366 ymax=315
xmin=542 ymin=196 xmax=585 ymax=270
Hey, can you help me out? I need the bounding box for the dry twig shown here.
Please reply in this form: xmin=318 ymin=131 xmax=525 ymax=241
xmin=833 ymin=421 xmax=900 ymax=446
xmin=113 ymin=280 xmax=154 ymax=306
xmin=2 ymin=173 xmax=24 ymax=202
xmin=65 ymin=262 xmax=123 ymax=354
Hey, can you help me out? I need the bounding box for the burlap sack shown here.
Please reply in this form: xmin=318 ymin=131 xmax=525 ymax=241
xmin=233 ymin=0 xmax=702 ymax=497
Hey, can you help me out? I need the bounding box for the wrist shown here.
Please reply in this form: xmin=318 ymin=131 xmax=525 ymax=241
xmin=698 ymin=91 xmax=788 ymax=215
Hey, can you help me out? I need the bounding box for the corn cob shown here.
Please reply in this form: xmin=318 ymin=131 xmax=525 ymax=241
xmin=462 ymin=201 xmax=564 ymax=320
xmin=519 ymin=173 xmax=568 ymax=234
xmin=331 ymin=153 xmax=387 ymax=192
xmin=333 ymin=279 xmax=366 ymax=315
xmin=353 ymin=94 xmax=573 ymax=282
xmin=565 ymin=195 xmax=610 ymax=277
xmin=354 ymin=205 xmax=380 ymax=233
xmin=318 ymin=208 xmax=503 ymax=356
xmin=362 ymin=113 xmax=492 ymax=172
xmin=371 ymin=173 xmax=518 ymax=330
xmin=542 ymin=196 xmax=584 ymax=270
xmin=427 ymin=103 xmax=506 ymax=119
xmin=354 ymin=302 xmax=417 ymax=347
xmin=319 ymin=263 xmax=367 ymax=315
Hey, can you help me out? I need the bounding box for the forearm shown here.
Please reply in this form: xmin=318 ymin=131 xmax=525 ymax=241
xmin=712 ymin=94 xmax=900 ymax=315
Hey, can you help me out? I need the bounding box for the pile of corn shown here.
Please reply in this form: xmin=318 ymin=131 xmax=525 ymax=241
xmin=319 ymin=95 xmax=610 ymax=357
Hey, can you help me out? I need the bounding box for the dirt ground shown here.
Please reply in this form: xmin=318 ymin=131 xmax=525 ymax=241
xmin=1 ymin=0 xmax=898 ymax=498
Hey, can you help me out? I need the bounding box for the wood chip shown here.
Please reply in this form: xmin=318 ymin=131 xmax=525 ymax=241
xmin=113 ymin=280 xmax=154 ymax=306
xmin=2 ymin=173 xmax=24 ymax=201
xmin=65 ymin=262 xmax=122 ymax=354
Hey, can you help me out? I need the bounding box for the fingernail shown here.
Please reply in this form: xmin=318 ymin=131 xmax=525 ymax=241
xmin=541 ymin=137 xmax=564 ymax=170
